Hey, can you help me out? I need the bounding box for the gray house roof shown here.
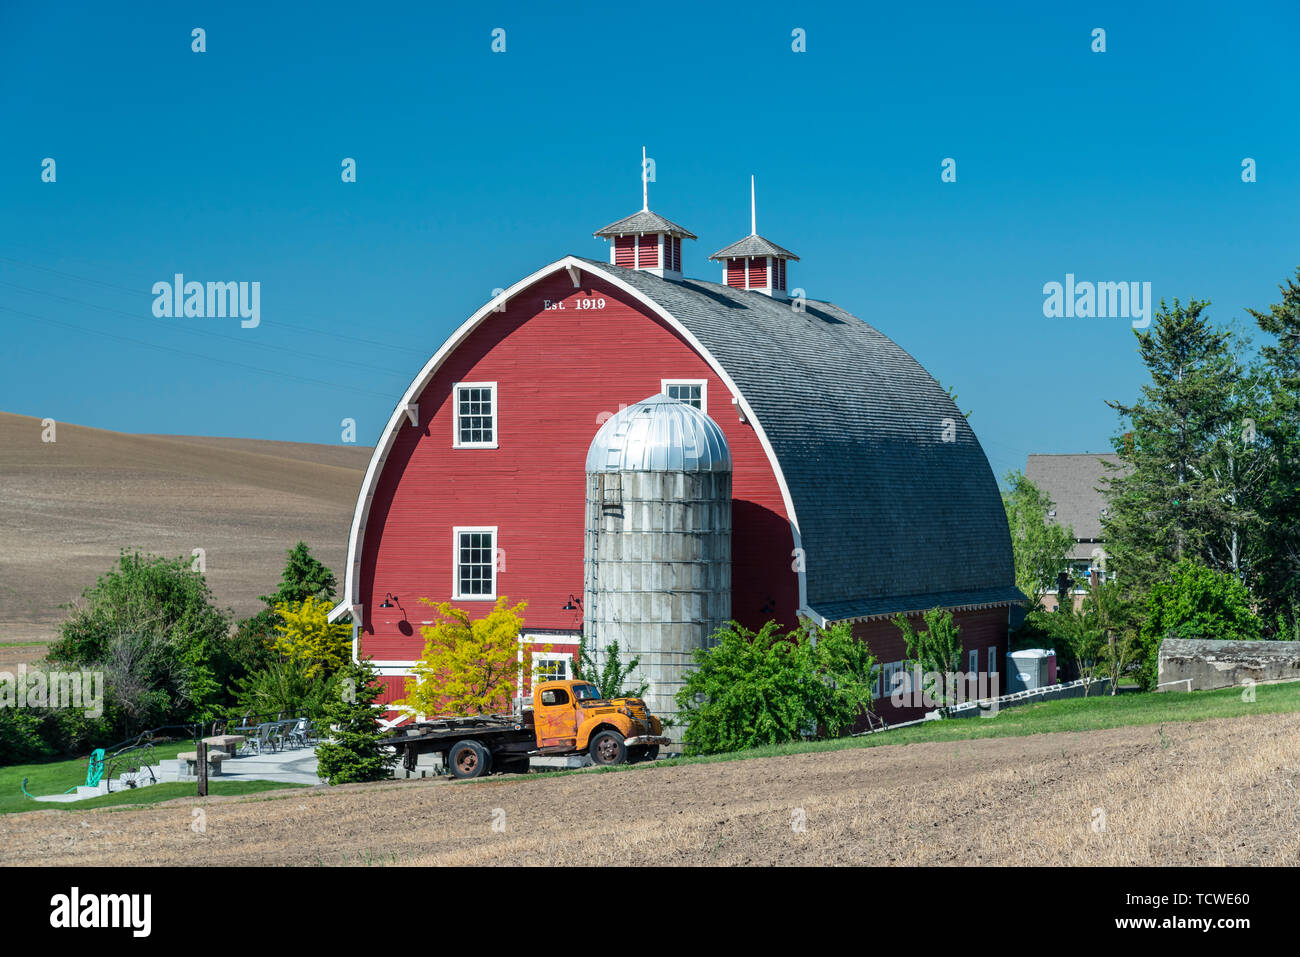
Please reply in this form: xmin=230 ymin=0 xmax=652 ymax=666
xmin=708 ymin=234 xmax=799 ymax=261
xmin=1024 ymin=453 xmax=1124 ymax=560
xmin=593 ymin=209 xmax=698 ymax=240
xmin=578 ymin=258 xmax=1021 ymax=622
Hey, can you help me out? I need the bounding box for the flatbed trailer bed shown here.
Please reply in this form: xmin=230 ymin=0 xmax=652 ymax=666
xmin=380 ymin=713 xmax=538 ymax=775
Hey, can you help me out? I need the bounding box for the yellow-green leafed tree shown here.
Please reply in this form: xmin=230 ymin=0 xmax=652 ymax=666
xmin=400 ymin=597 xmax=527 ymax=717
xmin=272 ymin=596 xmax=352 ymax=678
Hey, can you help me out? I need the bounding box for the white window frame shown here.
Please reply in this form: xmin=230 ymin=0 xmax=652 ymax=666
xmin=876 ymin=660 xmax=908 ymax=701
xmin=987 ymin=646 xmax=998 ymax=677
xmin=452 ymin=381 xmax=498 ymax=449
xmin=531 ymin=650 xmax=572 ymax=686
xmin=968 ymin=649 xmax=978 ymax=676
xmin=661 ymin=378 xmax=708 ymax=414
xmin=452 ymin=526 xmax=498 ymax=601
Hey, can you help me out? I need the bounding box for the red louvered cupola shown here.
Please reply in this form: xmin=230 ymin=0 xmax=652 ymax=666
xmin=593 ymin=147 xmax=696 ymax=280
xmin=709 ymin=176 xmax=798 ymax=299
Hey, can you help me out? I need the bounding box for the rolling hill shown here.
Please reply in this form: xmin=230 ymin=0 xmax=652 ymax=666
xmin=0 ymin=412 xmax=369 ymax=665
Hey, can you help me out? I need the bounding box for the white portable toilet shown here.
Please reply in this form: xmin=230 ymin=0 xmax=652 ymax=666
xmin=1006 ymin=649 xmax=1057 ymax=692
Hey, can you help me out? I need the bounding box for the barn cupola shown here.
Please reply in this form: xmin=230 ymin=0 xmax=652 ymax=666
xmin=593 ymin=147 xmax=696 ymax=280
xmin=709 ymin=176 xmax=798 ymax=298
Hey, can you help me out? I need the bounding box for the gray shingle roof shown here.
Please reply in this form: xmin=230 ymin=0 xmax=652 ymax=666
xmin=1024 ymin=453 xmax=1125 ymax=559
xmin=578 ymin=258 xmax=1020 ymax=620
xmin=709 ymin=234 xmax=799 ymax=261
xmin=593 ymin=209 xmax=697 ymax=240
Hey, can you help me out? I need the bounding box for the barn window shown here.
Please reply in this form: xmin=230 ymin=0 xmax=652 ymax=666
xmin=453 ymin=382 xmax=497 ymax=448
xmin=988 ymin=645 xmax=998 ymax=678
xmin=453 ymin=527 xmax=497 ymax=599
xmin=662 ymin=379 xmax=707 ymax=413
xmin=876 ymin=661 xmax=910 ymax=701
xmin=532 ymin=651 xmax=571 ymax=685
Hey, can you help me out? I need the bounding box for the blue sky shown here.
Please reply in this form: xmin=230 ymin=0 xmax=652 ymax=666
xmin=2 ymin=1 xmax=1298 ymax=482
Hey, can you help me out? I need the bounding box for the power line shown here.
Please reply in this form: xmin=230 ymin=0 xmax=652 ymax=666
xmin=0 ymin=304 xmax=397 ymax=400
xmin=0 ymin=279 xmax=412 ymax=379
xmin=0 ymin=252 xmax=438 ymax=358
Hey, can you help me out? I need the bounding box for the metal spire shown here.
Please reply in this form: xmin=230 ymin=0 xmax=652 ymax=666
xmin=642 ymin=146 xmax=649 ymax=211
xmin=750 ymin=175 xmax=756 ymax=235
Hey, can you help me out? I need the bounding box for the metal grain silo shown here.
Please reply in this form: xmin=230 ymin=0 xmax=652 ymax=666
xmin=584 ymin=394 xmax=732 ymax=741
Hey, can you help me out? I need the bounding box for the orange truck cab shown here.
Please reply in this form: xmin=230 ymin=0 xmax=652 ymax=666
xmin=532 ymin=679 xmax=669 ymax=765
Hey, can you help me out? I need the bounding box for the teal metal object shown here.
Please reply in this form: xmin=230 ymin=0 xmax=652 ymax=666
xmin=85 ymin=748 xmax=105 ymax=787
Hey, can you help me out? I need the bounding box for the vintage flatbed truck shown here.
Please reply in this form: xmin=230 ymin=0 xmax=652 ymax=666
xmin=380 ymin=679 xmax=670 ymax=779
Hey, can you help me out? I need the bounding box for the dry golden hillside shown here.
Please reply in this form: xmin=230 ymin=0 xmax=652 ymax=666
xmin=0 ymin=412 xmax=368 ymax=663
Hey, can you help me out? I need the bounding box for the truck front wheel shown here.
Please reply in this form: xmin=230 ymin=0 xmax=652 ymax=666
xmin=447 ymin=740 xmax=492 ymax=779
xmin=589 ymin=730 xmax=627 ymax=766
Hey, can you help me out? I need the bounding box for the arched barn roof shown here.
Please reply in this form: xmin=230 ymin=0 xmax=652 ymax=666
xmin=331 ymin=255 xmax=1020 ymax=628
xmin=578 ymin=258 xmax=1021 ymax=622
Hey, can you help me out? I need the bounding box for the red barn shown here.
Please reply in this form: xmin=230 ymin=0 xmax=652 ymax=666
xmin=329 ymin=184 xmax=1022 ymax=727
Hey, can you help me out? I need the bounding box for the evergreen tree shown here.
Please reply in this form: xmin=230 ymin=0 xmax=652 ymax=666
xmin=260 ymin=541 xmax=338 ymax=606
xmin=231 ymin=542 xmax=340 ymax=675
xmin=1247 ymin=269 xmax=1300 ymax=634
xmin=315 ymin=659 xmax=398 ymax=785
xmin=1102 ymin=299 xmax=1267 ymax=592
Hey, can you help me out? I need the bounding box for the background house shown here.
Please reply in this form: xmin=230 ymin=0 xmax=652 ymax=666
xmin=1024 ymin=453 xmax=1124 ymax=611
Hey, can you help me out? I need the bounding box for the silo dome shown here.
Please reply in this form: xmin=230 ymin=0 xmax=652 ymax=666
xmin=586 ymin=394 xmax=732 ymax=474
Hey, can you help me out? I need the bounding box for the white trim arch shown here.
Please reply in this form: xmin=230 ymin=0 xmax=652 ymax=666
xmin=330 ymin=256 xmax=811 ymax=641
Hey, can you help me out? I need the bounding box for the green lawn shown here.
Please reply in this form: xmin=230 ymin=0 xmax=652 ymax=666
xmin=0 ymin=741 xmax=304 ymax=814
xmin=542 ymin=680 xmax=1300 ymax=778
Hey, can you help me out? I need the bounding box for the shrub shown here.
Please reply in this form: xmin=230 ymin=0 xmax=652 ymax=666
xmin=675 ymin=619 xmax=877 ymax=755
xmin=1137 ymin=559 xmax=1264 ymax=689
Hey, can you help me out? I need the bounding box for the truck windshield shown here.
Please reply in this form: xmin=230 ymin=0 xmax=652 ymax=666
xmin=572 ymin=683 xmax=603 ymax=701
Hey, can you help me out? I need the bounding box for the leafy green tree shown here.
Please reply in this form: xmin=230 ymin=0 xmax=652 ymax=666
xmin=47 ymin=550 xmax=235 ymax=723
xmin=399 ymin=597 xmax=526 ymax=717
xmin=315 ymin=659 xmax=398 ymax=785
xmin=803 ymin=620 xmax=878 ymax=736
xmin=575 ymin=636 xmax=649 ymax=699
xmin=891 ymin=608 xmax=964 ymax=708
xmin=1041 ymin=579 xmax=1138 ymax=692
xmin=271 ymin=596 xmax=351 ymax=678
xmin=231 ymin=658 xmax=342 ymax=719
xmin=1137 ymin=559 xmax=1264 ymax=690
xmin=1002 ymin=471 xmax=1076 ymax=611
xmin=1102 ymin=299 xmax=1268 ymax=592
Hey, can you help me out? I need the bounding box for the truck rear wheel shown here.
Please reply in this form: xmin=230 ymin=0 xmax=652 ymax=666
xmin=589 ymin=730 xmax=627 ymax=766
xmin=448 ymin=740 xmax=492 ymax=779
xmin=628 ymin=744 xmax=660 ymax=764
